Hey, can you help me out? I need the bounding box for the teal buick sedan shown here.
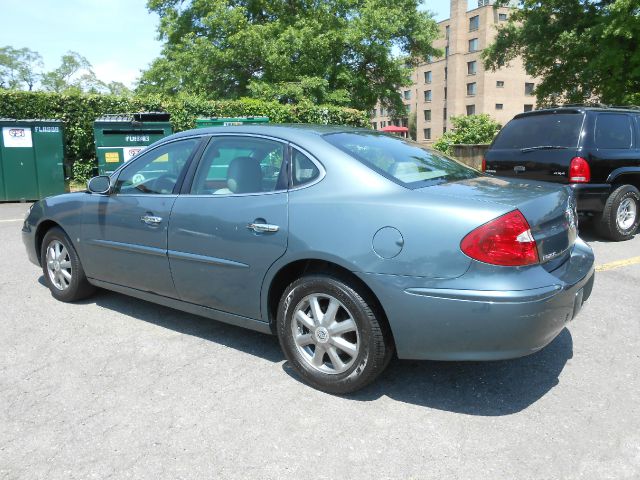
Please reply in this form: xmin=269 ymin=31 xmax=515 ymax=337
xmin=23 ymin=125 xmax=595 ymax=393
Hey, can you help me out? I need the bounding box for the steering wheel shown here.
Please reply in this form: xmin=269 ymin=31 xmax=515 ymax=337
xmin=152 ymin=174 xmax=178 ymax=194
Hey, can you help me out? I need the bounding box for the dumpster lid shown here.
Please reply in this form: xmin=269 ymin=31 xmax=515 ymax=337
xmin=94 ymin=112 xmax=171 ymax=123
xmin=0 ymin=118 xmax=62 ymax=123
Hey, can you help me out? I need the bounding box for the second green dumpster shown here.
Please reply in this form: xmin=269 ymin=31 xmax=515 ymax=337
xmin=94 ymin=112 xmax=173 ymax=175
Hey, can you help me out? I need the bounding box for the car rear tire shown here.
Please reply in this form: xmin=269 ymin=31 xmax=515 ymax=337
xmin=41 ymin=227 xmax=96 ymax=302
xmin=598 ymin=185 xmax=640 ymax=241
xmin=277 ymin=274 xmax=392 ymax=394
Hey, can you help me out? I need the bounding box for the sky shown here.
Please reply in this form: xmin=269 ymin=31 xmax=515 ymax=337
xmin=0 ymin=0 xmax=453 ymax=88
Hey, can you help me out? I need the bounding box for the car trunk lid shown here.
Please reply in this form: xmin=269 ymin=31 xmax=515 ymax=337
xmin=418 ymin=176 xmax=578 ymax=268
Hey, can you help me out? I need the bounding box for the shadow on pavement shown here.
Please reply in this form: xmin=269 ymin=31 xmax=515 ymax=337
xmin=347 ymin=328 xmax=573 ymax=416
xmin=40 ymin=277 xmax=573 ymax=416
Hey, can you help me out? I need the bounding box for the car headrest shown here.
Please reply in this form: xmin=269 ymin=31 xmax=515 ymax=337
xmin=227 ymin=156 xmax=263 ymax=194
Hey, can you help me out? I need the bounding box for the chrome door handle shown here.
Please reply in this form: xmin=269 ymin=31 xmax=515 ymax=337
xmin=141 ymin=215 xmax=163 ymax=225
xmin=247 ymin=223 xmax=279 ymax=233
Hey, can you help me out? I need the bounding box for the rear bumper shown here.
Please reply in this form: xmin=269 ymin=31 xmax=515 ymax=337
xmin=571 ymin=183 xmax=611 ymax=213
xmin=359 ymin=239 xmax=595 ymax=361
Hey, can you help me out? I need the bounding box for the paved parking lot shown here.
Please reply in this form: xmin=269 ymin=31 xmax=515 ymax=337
xmin=1 ymin=201 xmax=639 ymax=479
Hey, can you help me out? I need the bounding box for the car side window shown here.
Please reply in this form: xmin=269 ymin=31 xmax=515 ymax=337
xmin=114 ymin=138 xmax=200 ymax=195
xmin=291 ymin=149 xmax=320 ymax=187
xmin=595 ymin=114 xmax=633 ymax=149
xmin=190 ymin=137 xmax=286 ymax=195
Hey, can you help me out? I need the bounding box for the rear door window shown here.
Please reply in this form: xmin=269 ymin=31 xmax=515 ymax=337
xmin=491 ymin=113 xmax=584 ymax=149
xmin=190 ymin=136 xmax=286 ymax=195
xmin=595 ymin=113 xmax=633 ymax=149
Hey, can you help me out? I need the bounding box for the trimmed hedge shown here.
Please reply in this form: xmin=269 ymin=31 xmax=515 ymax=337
xmin=0 ymin=91 xmax=369 ymax=177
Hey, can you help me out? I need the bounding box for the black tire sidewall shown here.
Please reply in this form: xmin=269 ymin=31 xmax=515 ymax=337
xmin=277 ymin=275 xmax=383 ymax=394
xmin=40 ymin=228 xmax=86 ymax=302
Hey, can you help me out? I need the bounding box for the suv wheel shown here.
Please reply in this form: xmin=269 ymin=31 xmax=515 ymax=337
xmin=599 ymin=185 xmax=640 ymax=241
xmin=41 ymin=227 xmax=96 ymax=302
xmin=277 ymin=274 xmax=393 ymax=394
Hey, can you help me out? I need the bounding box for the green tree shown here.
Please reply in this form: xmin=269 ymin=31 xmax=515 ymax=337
xmin=139 ymin=0 xmax=440 ymax=111
xmin=41 ymin=51 xmax=93 ymax=93
xmin=432 ymin=114 xmax=501 ymax=155
xmin=0 ymin=46 xmax=43 ymax=90
xmin=483 ymin=0 xmax=640 ymax=105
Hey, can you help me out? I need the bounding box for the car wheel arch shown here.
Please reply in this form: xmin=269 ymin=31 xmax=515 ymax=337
xmin=35 ymin=220 xmax=63 ymax=266
xmin=264 ymin=258 xmax=395 ymax=348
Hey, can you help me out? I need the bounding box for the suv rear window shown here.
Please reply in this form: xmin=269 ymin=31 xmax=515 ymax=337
xmin=323 ymin=132 xmax=479 ymax=188
xmin=595 ymin=113 xmax=633 ymax=149
xmin=492 ymin=112 xmax=584 ymax=149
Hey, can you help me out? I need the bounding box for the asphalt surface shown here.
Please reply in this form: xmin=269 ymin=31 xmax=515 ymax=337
xmin=1 ymin=201 xmax=639 ymax=480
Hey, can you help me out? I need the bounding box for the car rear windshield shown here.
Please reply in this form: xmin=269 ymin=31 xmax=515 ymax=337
xmin=492 ymin=112 xmax=584 ymax=149
xmin=323 ymin=132 xmax=480 ymax=188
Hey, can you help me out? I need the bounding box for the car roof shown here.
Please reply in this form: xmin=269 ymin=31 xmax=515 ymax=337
xmin=514 ymin=106 xmax=640 ymax=119
xmin=166 ymin=123 xmax=374 ymax=142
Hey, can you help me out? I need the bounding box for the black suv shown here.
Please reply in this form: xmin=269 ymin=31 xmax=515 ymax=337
xmin=484 ymin=106 xmax=640 ymax=240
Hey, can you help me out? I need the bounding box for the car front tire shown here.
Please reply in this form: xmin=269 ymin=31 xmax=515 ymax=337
xmin=277 ymin=274 xmax=393 ymax=394
xmin=41 ymin=227 xmax=95 ymax=302
xmin=599 ymin=185 xmax=640 ymax=241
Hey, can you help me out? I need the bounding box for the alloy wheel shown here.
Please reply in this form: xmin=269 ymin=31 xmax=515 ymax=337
xmin=616 ymin=197 xmax=637 ymax=231
xmin=291 ymin=293 xmax=360 ymax=374
xmin=46 ymin=240 xmax=72 ymax=291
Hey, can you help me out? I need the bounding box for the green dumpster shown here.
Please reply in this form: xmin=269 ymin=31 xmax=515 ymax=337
xmin=0 ymin=119 xmax=65 ymax=201
xmin=195 ymin=116 xmax=270 ymax=128
xmin=94 ymin=112 xmax=173 ymax=175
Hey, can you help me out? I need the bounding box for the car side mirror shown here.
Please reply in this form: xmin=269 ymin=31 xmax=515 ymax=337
xmin=87 ymin=175 xmax=111 ymax=195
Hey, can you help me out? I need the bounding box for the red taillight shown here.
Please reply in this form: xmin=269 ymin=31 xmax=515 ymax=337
xmin=460 ymin=210 xmax=539 ymax=266
xmin=481 ymin=157 xmax=486 ymax=172
xmin=569 ymin=156 xmax=590 ymax=183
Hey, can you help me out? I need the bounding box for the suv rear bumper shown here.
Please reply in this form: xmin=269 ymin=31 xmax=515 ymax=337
xmin=571 ymin=183 xmax=611 ymax=213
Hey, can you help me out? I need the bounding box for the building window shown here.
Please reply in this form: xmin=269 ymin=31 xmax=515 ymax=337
xmin=424 ymin=90 xmax=432 ymax=102
xmin=443 ymin=107 xmax=447 ymax=120
xmin=424 ymin=109 xmax=431 ymax=121
xmin=424 ymin=71 xmax=432 ymax=83
xmin=444 ymin=87 xmax=447 ymax=100
xmin=381 ymin=121 xmax=386 ymax=127
xmin=426 ymin=55 xmax=433 ymax=64
xmin=372 ymin=122 xmax=377 ymax=129
xmin=524 ymin=104 xmax=534 ymax=112
xmin=371 ymin=109 xmax=377 ymax=117
xmin=468 ymin=38 xmax=479 ymax=52
xmin=469 ymin=15 xmax=479 ymax=32
xmin=445 ymin=46 xmax=449 ymax=57
xmin=467 ymin=82 xmax=477 ymax=96
xmin=403 ymin=90 xmax=411 ymax=100
xmin=466 ymin=105 xmax=476 ymax=115
xmin=406 ymin=104 xmax=412 ymax=112
xmin=496 ymin=80 xmax=504 ymax=88
xmin=495 ymin=103 xmax=503 ymax=110
xmin=525 ymin=82 xmax=535 ymax=96
xmin=445 ymin=25 xmax=450 ymax=39
xmin=424 ymin=128 xmax=431 ymax=140
xmin=499 ymin=13 xmax=508 ymax=21
xmin=467 ymin=61 xmax=477 ymax=75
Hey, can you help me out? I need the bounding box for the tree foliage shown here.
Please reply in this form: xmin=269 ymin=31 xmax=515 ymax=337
xmin=0 ymin=46 xmax=43 ymax=91
xmin=138 ymin=0 xmax=440 ymax=111
xmin=483 ymin=0 xmax=640 ymax=105
xmin=432 ymin=114 xmax=501 ymax=155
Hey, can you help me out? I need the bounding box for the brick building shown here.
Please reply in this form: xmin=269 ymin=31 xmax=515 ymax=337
xmin=370 ymin=0 xmax=538 ymax=144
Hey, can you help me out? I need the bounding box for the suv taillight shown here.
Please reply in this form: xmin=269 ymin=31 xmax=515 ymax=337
xmin=460 ymin=210 xmax=539 ymax=266
xmin=481 ymin=157 xmax=486 ymax=172
xmin=569 ymin=157 xmax=590 ymax=183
